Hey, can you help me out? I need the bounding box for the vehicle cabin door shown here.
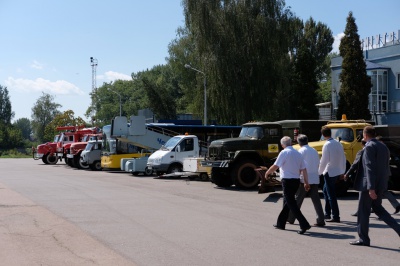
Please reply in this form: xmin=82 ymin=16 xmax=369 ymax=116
xmin=175 ymin=137 xmax=196 ymax=163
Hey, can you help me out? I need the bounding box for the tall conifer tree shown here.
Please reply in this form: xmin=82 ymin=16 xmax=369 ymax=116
xmin=337 ymin=12 xmax=371 ymax=120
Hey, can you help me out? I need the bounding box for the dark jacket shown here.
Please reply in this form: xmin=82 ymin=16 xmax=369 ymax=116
xmin=345 ymin=149 xmax=364 ymax=188
xmin=355 ymin=139 xmax=390 ymax=192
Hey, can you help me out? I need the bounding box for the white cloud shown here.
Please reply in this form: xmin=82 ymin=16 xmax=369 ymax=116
xmin=332 ymin=32 xmax=345 ymax=54
xmin=5 ymin=77 xmax=85 ymax=95
xmin=30 ymin=60 xmax=44 ymax=70
xmin=98 ymin=71 xmax=132 ymax=82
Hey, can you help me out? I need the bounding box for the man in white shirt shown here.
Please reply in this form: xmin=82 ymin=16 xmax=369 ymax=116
xmin=319 ymin=126 xmax=346 ymax=223
xmin=287 ymin=134 xmax=325 ymax=226
xmin=265 ymin=136 xmax=311 ymax=234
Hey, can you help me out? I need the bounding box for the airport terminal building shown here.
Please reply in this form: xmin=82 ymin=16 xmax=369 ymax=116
xmin=331 ymin=30 xmax=400 ymax=125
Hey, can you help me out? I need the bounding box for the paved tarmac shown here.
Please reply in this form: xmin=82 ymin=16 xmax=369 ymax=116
xmin=0 ymin=158 xmax=399 ymax=265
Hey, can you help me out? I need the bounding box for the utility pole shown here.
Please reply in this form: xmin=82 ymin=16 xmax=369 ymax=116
xmin=90 ymin=57 xmax=98 ymax=124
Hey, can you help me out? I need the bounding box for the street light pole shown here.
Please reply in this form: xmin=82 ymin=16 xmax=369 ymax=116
xmin=184 ymin=64 xmax=207 ymax=125
xmin=108 ymin=88 xmax=122 ymax=116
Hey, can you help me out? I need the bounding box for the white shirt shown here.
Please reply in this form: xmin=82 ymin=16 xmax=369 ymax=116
xmin=274 ymin=146 xmax=306 ymax=179
xmin=318 ymin=138 xmax=346 ymax=176
xmin=298 ymin=145 xmax=320 ymax=184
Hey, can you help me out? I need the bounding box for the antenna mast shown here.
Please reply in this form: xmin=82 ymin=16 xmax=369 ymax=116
xmin=90 ymin=57 xmax=98 ymax=124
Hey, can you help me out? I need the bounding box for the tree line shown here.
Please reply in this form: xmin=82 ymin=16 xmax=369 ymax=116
xmin=0 ymin=1 xmax=371 ymax=149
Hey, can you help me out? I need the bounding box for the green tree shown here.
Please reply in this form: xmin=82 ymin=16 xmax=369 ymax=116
xmin=183 ymin=0 xmax=295 ymax=124
xmin=0 ymin=85 xmax=21 ymax=149
xmin=316 ymin=53 xmax=338 ymax=103
xmin=289 ymin=17 xmax=334 ymax=119
xmin=31 ymin=92 xmax=62 ymax=142
xmin=44 ymin=110 xmax=87 ymax=141
xmin=0 ymin=85 xmax=14 ymax=124
xmin=86 ymin=79 xmax=149 ymax=125
xmin=167 ymin=26 xmax=202 ymax=117
xmin=13 ymin=118 xmax=32 ymax=140
xmin=336 ymin=12 xmax=371 ymax=120
xmin=139 ymin=65 xmax=181 ymax=120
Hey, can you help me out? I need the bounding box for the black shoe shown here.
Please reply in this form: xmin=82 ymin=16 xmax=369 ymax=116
xmin=313 ymin=222 xmax=326 ymax=227
xmin=297 ymin=225 xmax=311 ymax=235
xmin=287 ymin=221 xmax=294 ymax=224
xmin=351 ymin=212 xmax=358 ymax=216
xmin=324 ymin=215 xmax=331 ymax=220
xmin=349 ymin=240 xmax=370 ymax=246
xmin=273 ymin=224 xmax=285 ymax=230
xmin=394 ymin=205 xmax=400 ymax=215
xmin=325 ymin=218 xmax=340 ymax=223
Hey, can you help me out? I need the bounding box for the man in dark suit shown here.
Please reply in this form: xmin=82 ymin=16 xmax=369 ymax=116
xmin=350 ymin=126 xmax=400 ymax=247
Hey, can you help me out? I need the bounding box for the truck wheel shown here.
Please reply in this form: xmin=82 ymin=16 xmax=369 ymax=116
xmin=167 ymin=163 xmax=183 ymax=174
xmin=47 ymin=155 xmax=58 ymax=165
xmin=199 ymin=173 xmax=209 ymax=181
xmin=232 ymin=160 xmax=259 ymax=189
xmin=90 ymin=161 xmax=102 ymax=171
xmin=75 ymin=155 xmax=89 ymax=169
xmin=67 ymin=158 xmax=74 ymax=167
xmin=211 ymin=168 xmax=233 ymax=187
xmin=335 ymin=179 xmax=350 ymax=197
xmin=42 ymin=154 xmax=49 ymax=164
xmin=144 ymin=167 xmax=153 ymax=176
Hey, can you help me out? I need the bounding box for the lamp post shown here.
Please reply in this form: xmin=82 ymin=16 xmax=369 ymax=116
xmin=108 ymin=88 xmax=122 ymax=116
xmin=185 ymin=64 xmax=207 ymax=125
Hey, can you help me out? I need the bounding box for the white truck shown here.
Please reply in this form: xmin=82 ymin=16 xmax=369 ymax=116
xmin=80 ymin=139 xmax=103 ymax=171
xmin=146 ymin=134 xmax=209 ymax=180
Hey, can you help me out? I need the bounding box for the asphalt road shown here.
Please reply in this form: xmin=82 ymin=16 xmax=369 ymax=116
xmin=0 ymin=158 xmax=399 ymax=266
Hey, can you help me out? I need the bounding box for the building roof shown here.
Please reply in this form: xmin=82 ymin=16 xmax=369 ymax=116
xmin=366 ymin=61 xmax=390 ymax=70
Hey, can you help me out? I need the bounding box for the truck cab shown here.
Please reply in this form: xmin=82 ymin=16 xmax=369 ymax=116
xmin=202 ymin=122 xmax=283 ymax=189
xmin=147 ymin=135 xmax=201 ymax=175
xmin=80 ymin=139 xmax=103 ymax=171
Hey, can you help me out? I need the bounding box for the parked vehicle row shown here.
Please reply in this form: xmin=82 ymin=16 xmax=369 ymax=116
xmin=34 ymin=115 xmax=400 ymax=194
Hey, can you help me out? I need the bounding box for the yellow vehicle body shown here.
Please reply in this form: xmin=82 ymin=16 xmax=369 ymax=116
xmin=294 ymin=115 xmax=371 ymax=166
xmin=101 ymin=152 xmax=151 ymax=170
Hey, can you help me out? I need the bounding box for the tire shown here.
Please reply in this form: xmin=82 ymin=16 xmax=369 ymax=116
xmin=42 ymin=154 xmax=49 ymax=164
xmin=167 ymin=163 xmax=183 ymax=174
xmin=90 ymin=161 xmax=102 ymax=171
xmin=232 ymin=160 xmax=259 ymax=189
xmin=335 ymin=179 xmax=350 ymax=197
xmin=67 ymin=158 xmax=74 ymax=167
xmin=144 ymin=167 xmax=153 ymax=176
xmin=75 ymin=155 xmax=89 ymax=169
xmin=211 ymin=168 xmax=233 ymax=187
xmin=47 ymin=155 xmax=58 ymax=165
xmin=199 ymin=173 xmax=209 ymax=181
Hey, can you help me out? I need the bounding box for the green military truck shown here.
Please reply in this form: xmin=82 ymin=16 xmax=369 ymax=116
xmin=201 ymin=120 xmax=328 ymax=189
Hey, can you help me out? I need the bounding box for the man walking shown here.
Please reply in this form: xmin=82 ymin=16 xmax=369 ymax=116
xmin=350 ymin=126 xmax=400 ymax=247
xmin=287 ymin=134 xmax=325 ymax=227
xmin=319 ymin=126 xmax=346 ymax=223
xmin=264 ymin=136 xmax=311 ymax=234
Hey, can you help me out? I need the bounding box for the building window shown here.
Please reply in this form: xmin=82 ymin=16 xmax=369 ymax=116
xmin=368 ymin=70 xmax=388 ymax=113
xmin=397 ymin=73 xmax=400 ymax=89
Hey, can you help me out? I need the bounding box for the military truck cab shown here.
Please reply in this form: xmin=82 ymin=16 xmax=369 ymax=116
xmin=203 ymin=122 xmax=283 ymax=189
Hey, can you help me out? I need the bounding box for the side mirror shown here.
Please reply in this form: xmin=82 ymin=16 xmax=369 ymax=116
xmin=176 ymin=145 xmax=181 ymax=152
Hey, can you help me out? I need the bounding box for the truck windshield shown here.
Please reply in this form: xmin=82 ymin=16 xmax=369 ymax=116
xmin=163 ymin=136 xmax=181 ymax=150
xmin=322 ymin=128 xmax=354 ymax=142
xmin=85 ymin=142 xmax=95 ymax=151
xmin=239 ymin=126 xmax=264 ymax=139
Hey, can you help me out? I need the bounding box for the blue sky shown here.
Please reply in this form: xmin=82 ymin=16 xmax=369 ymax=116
xmin=1 ymin=0 xmax=399 ymax=122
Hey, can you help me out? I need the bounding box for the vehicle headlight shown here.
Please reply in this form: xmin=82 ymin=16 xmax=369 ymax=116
xmin=154 ymin=157 xmax=162 ymax=165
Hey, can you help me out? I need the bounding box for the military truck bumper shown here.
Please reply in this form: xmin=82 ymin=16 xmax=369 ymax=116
xmin=200 ymin=160 xmax=230 ymax=168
